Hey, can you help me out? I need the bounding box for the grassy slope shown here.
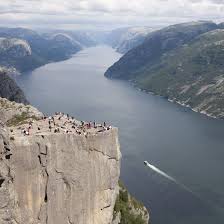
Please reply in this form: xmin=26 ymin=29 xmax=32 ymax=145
xmin=135 ymin=29 xmax=224 ymax=117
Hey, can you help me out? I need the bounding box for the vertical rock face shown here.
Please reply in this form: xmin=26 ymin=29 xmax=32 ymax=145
xmin=0 ymin=69 xmax=29 ymax=105
xmin=0 ymin=103 xmax=121 ymax=224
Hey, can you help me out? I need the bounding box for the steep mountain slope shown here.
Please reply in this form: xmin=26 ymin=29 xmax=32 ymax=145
xmin=0 ymin=38 xmax=33 ymax=70
xmin=0 ymin=28 xmax=82 ymax=72
xmin=43 ymin=33 xmax=82 ymax=61
xmin=218 ymin=22 xmax=224 ymax=29
xmin=50 ymin=33 xmax=82 ymax=47
xmin=105 ymin=21 xmax=218 ymax=80
xmin=70 ymin=31 xmax=97 ymax=47
xmin=0 ymin=68 xmax=28 ymax=104
xmin=43 ymin=30 xmax=97 ymax=48
xmin=0 ymin=38 xmax=31 ymax=57
xmin=105 ymin=22 xmax=224 ymax=118
xmin=104 ymin=28 xmax=130 ymax=48
xmin=135 ymin=29 xmax=224 ymax=118
xmin=115 ymin=27 xmax=154 ymax=54
xmin=105 ymin=27 xmax=154 ymax=53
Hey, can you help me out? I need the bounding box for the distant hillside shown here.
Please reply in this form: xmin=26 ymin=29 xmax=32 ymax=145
xmin=43 ymin=30 xmax=97 ymax=48
xmin=0 ymin=67 xmax=28 ymax=104
xmin=105 ymin=21 xmax=218 ymax=79
xmin=0 ymin=38 xmax=31 ymax=57
xmin=105 ymin=27 xmax=154 ymax=53
xmin=104 ymin=21 xmax=224 ymax=118
xmin=0 ymin=37 xmax=33 ymax=70
xmin=0 ymin=27 xmax=83 ymax=72
xmin=69 ymin=31 xmax=97 ymax=47
xmin=136 ymin=29 xmax=224 ymax=117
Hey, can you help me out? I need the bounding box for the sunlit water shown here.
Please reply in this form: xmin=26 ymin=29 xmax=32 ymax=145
xmin=17 ymin=45 xmax=224 ymax=224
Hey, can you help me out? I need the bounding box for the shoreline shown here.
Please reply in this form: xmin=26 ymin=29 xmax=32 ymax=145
xmin=169 ymin=99 xmax=218 ymax=119
xmin=128 ymin=81 xmax=220 ymax=120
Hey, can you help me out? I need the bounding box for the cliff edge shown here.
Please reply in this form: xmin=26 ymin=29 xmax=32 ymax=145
xmin=0 ymin=98 xmax=149 ymax=224
xmin=0 ymin=98 xmax=121 ymax=224
xmin=0 ymin=68 xmax=28 ymax=105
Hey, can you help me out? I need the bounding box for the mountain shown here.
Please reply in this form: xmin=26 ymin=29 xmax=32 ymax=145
xmin=105 ymin=21 xmax=224 ymax=118
xmin=218 ymin=22 xmax=224 ymax=29
xmin=105 ymin=21 xmax=218 ymax=79
xmin=43 ymin=30 xmax=97 ymax=48
xmin=43 ymin=33 xmax=82 ymax=61
xmin=0 ymin=27 xmax=82 ymax=72
xmin=0 ymin=37 xmax=33 ymax=70
xmin=0 ymin=67 xmax=28 ymax=104
xmin=105 ymin=27 xmax=154 ymax=53
xmin=69 ymin=31 xmax=97 ymax=47
xmin=0 ymin=38 xmax=31 ymax=58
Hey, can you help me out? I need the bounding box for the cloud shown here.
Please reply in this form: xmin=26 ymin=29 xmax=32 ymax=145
xmin=0 ymin=0 xmax=224 ymax=30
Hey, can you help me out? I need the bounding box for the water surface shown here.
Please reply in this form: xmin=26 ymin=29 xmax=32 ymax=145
xmin=17 ymin=45 xmax=224 ymax=224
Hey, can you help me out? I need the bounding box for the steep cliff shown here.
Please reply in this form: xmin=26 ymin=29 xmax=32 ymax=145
xmin=0 ymin=68 xmax=29 ymax=105
xmin=0 ymin=98 xmax=149 ymax=224
xmin=0 ymin=98 xmax=121 ymax=224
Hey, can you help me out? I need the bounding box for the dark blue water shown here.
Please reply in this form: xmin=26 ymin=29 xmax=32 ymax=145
xmin=17 ymin=45 xmax=224 ymax=224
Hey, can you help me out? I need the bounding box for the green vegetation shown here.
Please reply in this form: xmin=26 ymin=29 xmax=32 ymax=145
xmin=105 ymin=21 xmax=217 ymax=80
xmin=135 ymin=30 xmax=224 ymax=117
xmin=113 ymin=181 xmax=148 ymax=224
xmin=7 ymin=112 xmax=39 ymax=126
xmin=106 ymin=23 xmax=224 ymax=118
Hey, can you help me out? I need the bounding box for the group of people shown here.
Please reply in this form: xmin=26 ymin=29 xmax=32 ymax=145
xmin=19 ymin=112 xmax=112 ymax=137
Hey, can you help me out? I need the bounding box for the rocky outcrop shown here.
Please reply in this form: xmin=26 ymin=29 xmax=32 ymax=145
xmin=0 ymin=98 xmax=42 ymax=123
xmin=0 ymin=98 xmax=121 ymax=224
xmin=0 ymin=37 xmax=31 ymax=58
xmin=0 ymin=69 xmax=29 ymax=105
xmin=11 ymin=129 xmax=120 ymax=224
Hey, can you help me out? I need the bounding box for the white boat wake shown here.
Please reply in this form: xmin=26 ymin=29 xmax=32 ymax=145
xmin=144 ymin=161 xmax=195 ymax=195
xmin=144 ymin=161 xmax=176 ymax=182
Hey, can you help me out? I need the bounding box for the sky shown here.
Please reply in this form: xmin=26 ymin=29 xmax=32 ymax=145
xmin=0 ymin=0 xmax=224 ymax=30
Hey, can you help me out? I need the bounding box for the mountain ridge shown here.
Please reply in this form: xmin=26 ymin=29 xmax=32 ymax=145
xmin=105 ymin=21 xmax=218 ymax=80
xmin=0 ymin=27 xmax=93 ymax=73
xmin=105 ymin=21 xmax=224 ymax=118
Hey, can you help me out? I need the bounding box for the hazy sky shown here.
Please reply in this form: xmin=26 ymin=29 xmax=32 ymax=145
xmin=0 ymin=0 xmax=224 ymax=30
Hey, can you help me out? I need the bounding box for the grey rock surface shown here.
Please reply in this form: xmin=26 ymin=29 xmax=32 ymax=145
xmin=0 ymin=97 xmax=42 ymax=123
xmin=0 ymin=99 xmax=121 ymax=224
